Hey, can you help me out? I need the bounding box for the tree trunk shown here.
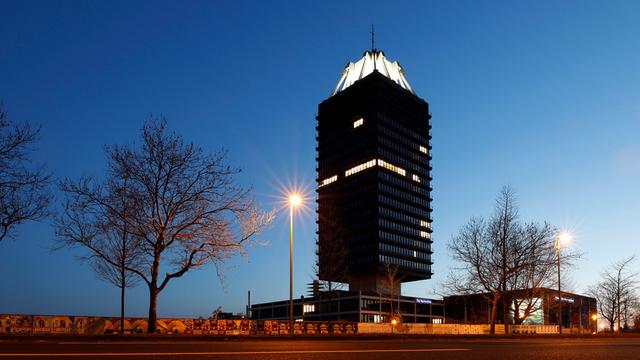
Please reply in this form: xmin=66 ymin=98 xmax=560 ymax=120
xmin=120 ymin=282 xmax=125 ymax=335
xmin=147 ymin=284 xmax=158 ymax=333
xmin=328 ymin=281 xmax=332 ymax=328
xmin=489 ymin=293 xmax=500 ymax=335
xmin=502 ymin=293 xmax=510 ymax=334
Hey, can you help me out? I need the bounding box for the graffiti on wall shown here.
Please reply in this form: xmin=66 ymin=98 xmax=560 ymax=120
xmin=0 ymin=314 xmax=358 ymax=336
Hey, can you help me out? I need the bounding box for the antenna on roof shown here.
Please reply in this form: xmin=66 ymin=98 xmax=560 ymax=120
xmin=371 ymin=24 xmax=375 ymax=52
xmin=371 ymin=24 xmax=376 ymax=71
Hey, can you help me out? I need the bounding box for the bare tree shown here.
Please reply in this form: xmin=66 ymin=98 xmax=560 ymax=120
xmin=446 ymin=187 xmax=572 ymax=333
xmin=0 ymin=107 xmax=51 ymax=242
xmin=382 ymin=262 xmax=403 ymax=322
xmin=57 ymin=168 xmax=146 ymax=335
xmin=590 ymin=256 xmax=637 ymax=333
xmin=621 ymin=295 xmax=639 ymax=330
xmin=56 ymin=118 xmax=273 ymax=333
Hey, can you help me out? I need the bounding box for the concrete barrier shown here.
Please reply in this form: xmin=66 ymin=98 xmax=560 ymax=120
xmin=510 ymin=325 xmax=558 ymax=334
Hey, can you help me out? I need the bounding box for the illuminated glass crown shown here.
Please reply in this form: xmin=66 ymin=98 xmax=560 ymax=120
xmin=332 ymin=50 xmax=414 ymax=96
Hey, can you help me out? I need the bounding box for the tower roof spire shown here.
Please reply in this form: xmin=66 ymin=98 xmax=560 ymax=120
xmin=331 ymin=50 xmax=414 ymax=96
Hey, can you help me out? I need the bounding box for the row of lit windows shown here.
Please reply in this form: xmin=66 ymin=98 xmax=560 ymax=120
xmin=353 ymin=118 xmax=364 ymax=128
xmin=379 ymin=218 xmax=424 ymax=238
xmin=379 ymin=230 xmax=431 ymax=251
xmin=378 ymin=136 xmax=430 ymax=165
xmin=318 ymin=175 xmax=338 ymax=187
xmin=379 ymin=242 xmax=431 ymax=261
xmin=345 ymin=158 xmax=408 ymax=178
xmin=379 ymin=206 xmax=431 ymax=229
xmin=345 ymin=159 xmax=377 ymax=177
xmin=378 ymin=113 xmax=430 ymax=146
xmin=379 ymin=254 xmax=431 ymax=272
xmin=377 ymin=159 xmax=406 ymax=176
xmin=379 ymin=194 xmax=430 ymax=218
xmin=379 ymin=172 xmax=430 ymax=197
xmin=379 ymin=184 xmax=430 ymax=210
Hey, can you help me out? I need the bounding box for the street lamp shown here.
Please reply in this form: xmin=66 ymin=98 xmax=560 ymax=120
xmin=592 ymin=313 xmax=598 ymax=334
xmin=289 ymin=193 xmax=302 ymax=334
xmin=554 ymin=231 xmax=571 ymax=335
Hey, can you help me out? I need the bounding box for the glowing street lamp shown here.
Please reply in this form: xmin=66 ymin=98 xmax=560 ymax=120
xmin=554 ymin=231 xmax=572 ymax=335
xmin=592 ymin=313 xmax=598 ymax=334
xmin=288 ymin=193 xmax=302 ymax=334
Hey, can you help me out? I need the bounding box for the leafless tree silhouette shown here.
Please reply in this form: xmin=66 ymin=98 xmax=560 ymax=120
xmin=445 ymin=186 xmax=578 ymax=333
xmin=0 ymin=107 xmax=51 ymax=242
xmin=56 ymin=118 xmax=273 ymax=333
xmin=589 ymin=256 xmax=637 ymax=332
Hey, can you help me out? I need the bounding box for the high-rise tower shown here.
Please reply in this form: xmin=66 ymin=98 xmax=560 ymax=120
xmin=316 ymin=50 xmax=433 ymax=295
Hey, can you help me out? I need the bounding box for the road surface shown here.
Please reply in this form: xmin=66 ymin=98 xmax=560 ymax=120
xmin=1 ymin=337 xmax=639 ymax=359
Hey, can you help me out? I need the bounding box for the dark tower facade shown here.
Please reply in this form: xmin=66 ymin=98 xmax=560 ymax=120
xmin=317 ymin=50 xmax=432 ymax=294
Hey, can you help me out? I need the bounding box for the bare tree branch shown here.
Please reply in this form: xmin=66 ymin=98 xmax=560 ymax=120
xmin=0 ymin=107 xmax=52 ymax=242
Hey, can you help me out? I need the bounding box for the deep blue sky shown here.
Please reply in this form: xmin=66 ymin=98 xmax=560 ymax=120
xmin=1 ymin=1 xmax=639 ymax=318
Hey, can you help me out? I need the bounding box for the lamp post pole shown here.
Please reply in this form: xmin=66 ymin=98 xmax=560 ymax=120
xmin=289 ymin=202 xmax=294 ymax=335
xmin=555 ymin=238 xmax=562 ymax=335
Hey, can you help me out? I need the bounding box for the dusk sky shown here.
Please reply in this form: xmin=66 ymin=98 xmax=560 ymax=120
xmin=1 ymin=0 xmax=639 ymax=318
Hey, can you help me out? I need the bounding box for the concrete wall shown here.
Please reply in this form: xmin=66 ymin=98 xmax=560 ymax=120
xmin=358 ymin=323 xmax=508 ymax=334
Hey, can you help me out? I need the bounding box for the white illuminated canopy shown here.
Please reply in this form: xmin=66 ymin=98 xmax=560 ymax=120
xmin=332 ymin=50 xmax=414 ymax=96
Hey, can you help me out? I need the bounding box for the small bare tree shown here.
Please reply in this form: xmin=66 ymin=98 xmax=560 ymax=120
xmin=57 ymin=118 xmax=273 ymax=333
xmin=382 ymin=262 xmax=403 ymax=322
xmin=0 ymin=108 xmax=51 ymax=242
xmin=57 ymin=169 xmax=146 ymax=335
xmin=621 ymin=296 xmax=639 ymax=330
xmin=590 ymin=256 xmax=637 ymax=333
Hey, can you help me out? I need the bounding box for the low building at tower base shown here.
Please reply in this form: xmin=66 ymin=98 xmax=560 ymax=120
xmin=444 ymin=288 xmax=597 ymax=330
xmin=250 ymin=290 xmax=444 ymax=324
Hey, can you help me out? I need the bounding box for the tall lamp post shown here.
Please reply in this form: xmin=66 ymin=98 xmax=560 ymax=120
xmin=554 ymin=231 xmax=571 ymax=335
xmin=289 ymin=194 xmax=302 ymax=335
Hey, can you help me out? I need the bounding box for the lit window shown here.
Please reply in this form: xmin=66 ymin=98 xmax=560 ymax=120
xmin=319 ymin=175 xmax=338 ymax=187
xmin=303 ymin=304 xmax=315 ymax=314
xmin=377 ymin=159 xmax=406 ymax=176
xmin=420 ymin=231 xmax=429 ymax=238
xmin=412 ymin=174 xmax=420 ymax=183
xmin=419 ymin=145 xmax=428 ymax=154
xmin=420 ymin=220 xmax=431 ymax=229
xmin=353 ymin=118 xmax=364 ymax=128
xmin=345 ymin=159 xmax=376 ymax=177
xmin=433 ymin=318 xmax=443 ymax=324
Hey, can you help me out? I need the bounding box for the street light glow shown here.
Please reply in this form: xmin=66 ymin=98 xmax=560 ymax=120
xmin=555 ymin=231 xmax=572 ymax=249
xmin=289 ymin=193 xmax=302 ymax=207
